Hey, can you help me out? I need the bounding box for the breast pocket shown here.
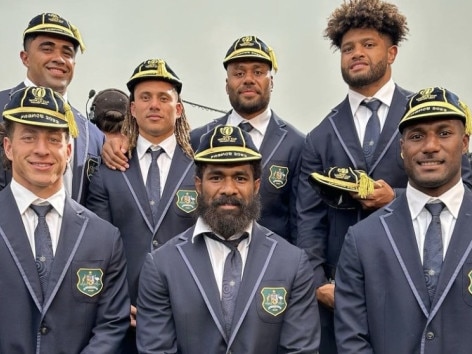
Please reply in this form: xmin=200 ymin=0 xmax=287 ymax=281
xmin=173 ymin=186 xmax=198 ymax=218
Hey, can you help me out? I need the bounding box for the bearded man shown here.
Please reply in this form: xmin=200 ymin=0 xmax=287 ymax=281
xmin=136 ymin=125 xmax=320 ymax=354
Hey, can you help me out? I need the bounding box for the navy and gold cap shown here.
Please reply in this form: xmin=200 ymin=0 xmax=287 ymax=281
xmin=126 ymin=58 xmax=182 ymax=93
xmin=309 ymin=167 xmax=375 ymax=209
xmin=223 ymin=35 xmax=278 ymax=73
xmin=2 ymin=86 xmax=78 ymax=138
xmin=399 ymin=86 xmax=472 ymax=135
xmin=194 ymin=125 xmax=262 ymax=163
xmin=23 ymin=12 xmax=85 ymax=53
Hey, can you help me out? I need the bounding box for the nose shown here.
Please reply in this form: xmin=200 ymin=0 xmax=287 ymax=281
xmin=351 ymin=44 xmax=365 ymax=59
xmin=33 ymin=137 xmax=50 ymax=155
xmin=422 ymin=133 xmax=441 ymax=153
xmin=243 ymin=71 xmax=256 ymax=84
xmin=220 ymin=178 xmax=238 ymax=195
xmin=51 ymin=49 xmax=66 ymax=64
xmin=149 ymin=97 xmax=161 ymax=110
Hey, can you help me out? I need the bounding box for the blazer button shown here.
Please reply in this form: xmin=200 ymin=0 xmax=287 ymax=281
xmin=40 ymin=326 xmax=49 ymax=335
xmin=152 ymin=240 xmax=159 ymax=248
xmin=425 ymin=331 xmax=435 ymax=340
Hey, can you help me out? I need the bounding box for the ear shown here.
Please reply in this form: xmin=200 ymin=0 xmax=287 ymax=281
xmin=225 ymin=78 xmax=229 ymax=95
xmin=400 ymin=137 xmax=405 ymax=159
xmin=387 ymin=45 xmax=398 ymax=65
xmin=130 ymin=101 xmax=136 ymax=118
xmin=194 ymin=176 xmax=202 ymax=194
xmin=3 ymin=136 xmax=13 ymax=162
xmin=462 ymin=134 xmax=470 ymax=154
xmin=254 ymin=178 xmax=261 ymax=195
xmin=20 ymin=50 xmax=29 ymax=67
xmin=175 ymin=100 xmax=183 ymax=118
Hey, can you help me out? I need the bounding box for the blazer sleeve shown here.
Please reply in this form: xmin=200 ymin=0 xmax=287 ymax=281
xmin=295 ymin=132 xmax=330 ymax=287
xmin=81 ymin=228 xmax=130 ymax=354
xmin=137 ymin=252 xmax=178 ymax=354
xmin=86 ymin=166 xmax=113 ymax=222
xmin=279 ymin=250 xmax=321 ymax=353
xmin=334 ymin=228 xmax=374 ymax=354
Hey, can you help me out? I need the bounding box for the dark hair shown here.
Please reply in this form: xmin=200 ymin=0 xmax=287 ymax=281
xmin=324 ymin=0 xmax=409 ymax=49
xmin=194 ymin=160 xmax=262 ymax=181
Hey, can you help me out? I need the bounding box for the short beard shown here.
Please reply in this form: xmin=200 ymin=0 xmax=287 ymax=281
xmin=341 ymin=57 xmax=388 ymax=88
xmin=197 ymin=194 xmax=261 ymax=239
xmin=228 ymin=88 xmax=270 ymax=117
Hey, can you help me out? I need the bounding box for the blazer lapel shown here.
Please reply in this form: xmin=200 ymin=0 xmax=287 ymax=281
xmin=328 ymin=98 xmax=366 ymax=169
xmin=431 ymin=190 xmax=472 ymax=314
xmin=259 ymin=115 xmax=287 ymax=169
xmin=71 ymin=107 xmax=88 ymax=201
xmin=229 ymin=224 xmax=277 ymax=346
xmin=152 ymin=147 xmax=193 ymax=234
xmin=122 ymin=151 xmax=154 ymax=231
xmin=0 ymin=187 xmax=44 ymax=309
xmin=176 ymin=231 xmax=227 ymax=339
xmin=369 ymin=86 xmax=410 ymax=173
xmin=382 ymin=195 xmax=431 ymax=314
xmin=43 ymin=199 xmax=88 ymax=313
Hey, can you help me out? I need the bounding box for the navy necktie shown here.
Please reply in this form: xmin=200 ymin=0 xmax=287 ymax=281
xmin=31 ymin=203 xmax=54 ymax=297
xmin=361 ymin=99 xmax=382 ymax=169
xmin=423 ymin=202 xmax=445 ymax=303
xmin=146 ymin=148 xmax=164 ymax=225
xmin=238 ymin=121 xmax=254 ymax=133
xmin=206 ymin=232 xmax=248 ymax=337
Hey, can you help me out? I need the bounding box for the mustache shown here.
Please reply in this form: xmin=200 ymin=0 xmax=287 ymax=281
xmin=212 ymin=196 xmax=243 ymax=207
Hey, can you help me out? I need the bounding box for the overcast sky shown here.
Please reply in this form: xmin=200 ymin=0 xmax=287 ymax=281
xmin=1 ymin=0 xmax=470 ymax=134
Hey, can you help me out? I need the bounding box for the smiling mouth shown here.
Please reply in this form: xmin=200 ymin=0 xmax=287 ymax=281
xmin=418 ymin=160 xmax=443 ymax=167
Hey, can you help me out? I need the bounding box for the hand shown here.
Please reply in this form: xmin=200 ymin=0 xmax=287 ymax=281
xmin=351 ymin=179 xmax=394 ymax=210
xmin=101 ymin=135 xmax=129 ymax=171
xmin=316 ymin=283 xmax=335 ymax=309
xmin=130 ymin=305 xmax=137 ymax=327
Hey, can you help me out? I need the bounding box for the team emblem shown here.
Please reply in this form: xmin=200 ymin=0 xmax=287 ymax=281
xmin=176 ymin=190 xmax=198 ymax=213
xmin=269 ymin=165 xmax=289 ymax=189
xmin=468 ymin=270 xmax=472 ymax=295
xmin=77 ymin=268 xmax=103 ymax=297
xmin=261 ymin=287 xmax=287 ymax=316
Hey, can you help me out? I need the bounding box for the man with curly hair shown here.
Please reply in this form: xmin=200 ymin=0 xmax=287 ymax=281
xmin=295 ymin=1 xmax=472 ymax=353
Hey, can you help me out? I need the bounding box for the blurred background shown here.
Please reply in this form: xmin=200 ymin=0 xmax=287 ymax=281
xmin=1 ymin=0 xmax=470 ymax=135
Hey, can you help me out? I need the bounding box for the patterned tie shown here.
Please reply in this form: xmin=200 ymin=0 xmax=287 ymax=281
xmin=205 ymin=232 xmax=248 ymax=337
xmin=361 ymin=99 xmax=382 ymax=169
xmin=238 ymin=121 xmax=254 ymax=133
xmin=423 ymin=202 xmax=445 ymax=303
xmin=146 ymin=148 xmax=164 ymax=225
xmin=30 ymin=204 xmax=54 ymax=297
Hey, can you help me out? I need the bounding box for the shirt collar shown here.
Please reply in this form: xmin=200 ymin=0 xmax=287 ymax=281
xmin=348 ymin=78 xmax=395 ymax=115
xmin=10 ymin=178 xmax=66 ymax=216
xmin=192 ymin=217 xmax=253 ymax=244
xmin=137 ymin=134 xmax=177 ymax=160
xmin=23 ymin=78 xmax=68 ymax=102
xmin=406 ymin=179 xmax=464 ymax=219
xmin=227 ymin=107 xmax=271 ymax=135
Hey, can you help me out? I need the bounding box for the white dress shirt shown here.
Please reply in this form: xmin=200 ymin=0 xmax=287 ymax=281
xmin=348 ymin=78 xmax=396 ymax=144
xmin=406 ymin=180 xmax=463 ymax=262
xmin=10 ymin=178 xmax=66 ymax=257
xmin=137 ymin=134 xmax=176 ymax=195
xmin=192 ymin=217 xmax=252 ymax=298
xmin=226 ymin=107 xmax=271 ymax=149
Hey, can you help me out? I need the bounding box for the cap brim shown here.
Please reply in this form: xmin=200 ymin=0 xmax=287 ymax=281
xmin=194 ymin=146 xmax=262 ymax=163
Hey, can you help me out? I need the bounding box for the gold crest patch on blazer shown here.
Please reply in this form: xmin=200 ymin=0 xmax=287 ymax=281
xmin=77 ymin=268 xmax=103 ymax=297
xmin=468 ymin=270 xmax=472 ymax=295
xmin=261 ymin=287 xmax=287 ymax=316
xmin=176 ymin=190 xmax=198 ymax=213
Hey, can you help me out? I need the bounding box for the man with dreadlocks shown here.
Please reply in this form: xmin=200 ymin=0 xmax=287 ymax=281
xmin=295 ymin=1 xmax=472 ymax=353
xmin=86 ymin=58 xmax=196 ymax=354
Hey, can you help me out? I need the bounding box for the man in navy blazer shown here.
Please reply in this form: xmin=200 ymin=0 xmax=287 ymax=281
xmin=295 ymin=2 xmax=472 ymax=353
xmin=335 ymin=87 xmax=472 ymax=354
xmin=0 ymin=86 xmax=129 ymax=353
xmin=137 ymin=125 xmax=320 ymax=354
xmin=189 ymin=35 xmax=304 ymax=244
xmin=86 ymin=58 xmax=197 ymax=354
xmin=0 ymin=13 xmax=104 ymax=204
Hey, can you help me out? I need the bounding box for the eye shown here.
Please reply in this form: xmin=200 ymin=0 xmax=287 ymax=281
xmin=364 ymin=42 xmax=375 ymax=48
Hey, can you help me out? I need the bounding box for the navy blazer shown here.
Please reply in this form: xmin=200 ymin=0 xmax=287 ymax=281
xmin=296 ymin=85 xmax=472 ymax=286
xmin=0 ymin=186 xmax=129 ymax=354
xmin=190 ymin=111 xmax=305 ymax=244
xmin=86 ymin=145 xmax=197 ymax=304
xmin=137 ymin=222 xmax=320 ymax=354
xmin=335 ymin=188 xmax=472 ymax=354
xmin=0 ymin=83 xmax=104 ymax=204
